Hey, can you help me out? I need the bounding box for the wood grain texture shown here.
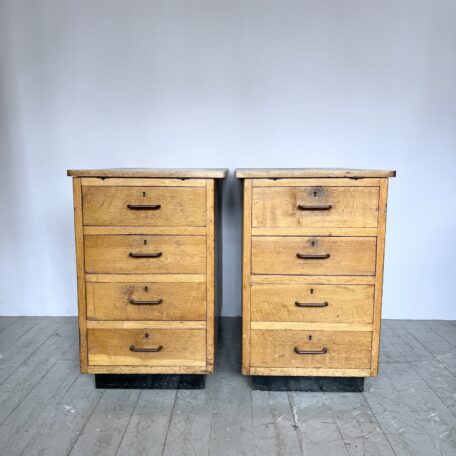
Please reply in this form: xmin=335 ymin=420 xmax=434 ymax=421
xmin=72 ymin=178 xmax=88 ymax=373
xmin=80 ymin=177 xmax=206 ymax=187
xmin=251 ymin=177 xmax=383 ymax=187
xmin=86 ymin=321 xmax=205 ymax=329
xmin=86 ymin=281 xmax=206 ymax=321
xmin=249 ymin=366 xmax=371 ymax=376
xmin=250 ymin=329 xmax=372 ymax=368
xmin=235 ymin=168 xmax=396 ymax=178
xmin=251 ymin=275 xmax=376 ymax=285
xmin=242 ymin=179 xmax=253 ymax=374
xmin=84 ymin=235 xmax=206 ymax=274
xmin=85 ymin=273 xmax=206 ymax=283
xmin=251 ymin=322 xmax=372 ymax=331
xmin=82 ymin=186 xmax=206 ymax=227
xmin=251 ymin=236 xmax=377 ymax=276
xmin=88 ymin=328 xmax=206 ymax=366
xmin=68 ymin=168 xmax=228 ymax=178
xmin=83 ymin=226 xmax=206 ymax=235
xmin=252 ymin=186 xmax=379 ymax=228
xmin=371 ymin=178 xmax=389 ymax=376
xmin=86 ymin=365 xmax=210 ymax=374
xmin=251 ymin=283 xmax=374 ymax=323
xmin=252 ymin=226 xmax=378 ymax=236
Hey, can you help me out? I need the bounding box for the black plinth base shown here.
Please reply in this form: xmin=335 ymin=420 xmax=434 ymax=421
xmin=251 ymin=376 xmax=364 ymax=392
xmin=95 ymin=374 xmax=206 ymax=390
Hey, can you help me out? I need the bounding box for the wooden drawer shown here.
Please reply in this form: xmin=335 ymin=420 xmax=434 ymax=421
xmin=88 ymin=328 xmax=206 ymax=366
xmin=252 ymin=186 xmax=379 ymax=228
xmin=84 ymin=235 xmax=206 ymax=274
xmin=86 ymin=282 xmax=206 ymax=321
xmin=251 ymin=284 xmax=374 ymax=323
xmin=82 ymin=186 xmax=206 ymax=227
xmin=251 ymin=236 xmax=376 ymax=276
xmin=250 ymin=329 xmax=372 ymax=368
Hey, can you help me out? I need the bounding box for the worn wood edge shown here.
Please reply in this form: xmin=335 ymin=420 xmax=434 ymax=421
xmin=86 ymin=321 xmax=206 ymax=329
xmin=242 ymin=179 xmax=253 ymax=375
xmin=251 ymin=178 xmax=384 ymax=187
xmin=371 ymin=179 xmax=389 ymax=376
xmin=235 ymin=169 xmax=396 ymax=179
xmin=206 ymin=179 xmax=215 ymax=372
xmin=83 ymin=226 xmax=207 ymax=236
xmin=248 ymin=367 xmax=371 ymax=377
xmin=87 ymin=366 xmax=212 ymax=374
xmin=252 ymin=227 xmax=378 ymax=237
xmin=250 ymin=322 xmax=373 ymax=331
xmin=85 ymin=274 xmax=207 ymax=283
xmin=73 ymin=177 xmax=88 ymax=373
xmin=251 ymin=275 xmax=376 ymax=285
xmin=80 ymin=177 xmax=206 ymax=187
xmin=68 ymin=168 xmax=228 ymax=178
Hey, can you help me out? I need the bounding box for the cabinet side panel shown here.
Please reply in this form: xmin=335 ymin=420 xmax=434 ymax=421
xmin=73 ymin=177 xmax=88 ymax=373
xmin=206 ymin=179 xmax=215 ymax=372
xmin=371 ymin=178 xmax=389 ymax=375
xmin=242 ymin=180 xmax=253 ymax=374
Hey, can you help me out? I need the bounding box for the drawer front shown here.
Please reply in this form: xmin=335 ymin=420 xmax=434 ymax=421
xmin=86 ymin=282 xmax=206 ymax=321
xmin=84 ymin=235 xmax=206 ymax=274
xmin=250 ymin=330 xmax=372 ymax=368
xmin=251 ymin=284 xmax=374 ymax=323
xmin=82 ymin=186 xmax=206 ymax=227
xmin=88 ymin=328 xmax=206 ymax=366
xmin=251 ymin=236 xmax=376 ymax=276
xmin=252 ymin=186 xmax=379 ymax=228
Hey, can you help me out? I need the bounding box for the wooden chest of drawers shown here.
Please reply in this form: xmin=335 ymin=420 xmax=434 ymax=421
xmin=236 ymin=168 xmax=395 ymax=378
xmin=68 ymin=168 xmax=227 ymax=375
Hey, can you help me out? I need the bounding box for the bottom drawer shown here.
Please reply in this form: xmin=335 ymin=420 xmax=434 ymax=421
xmin=250 ymin=330 xmax=372 ymax=369
xmin=88 ymin=328 xmax=206 ymax=367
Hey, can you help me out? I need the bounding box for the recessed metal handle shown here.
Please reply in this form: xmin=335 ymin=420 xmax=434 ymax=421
xmin=129 ymin=298 xmax=163 ymax=305
xmin=127 ymin=204 xmax=161 ymax=210
xmin=297 ymin=204 xmax=332 ymax=211
xmin=293 ymin=346 xmax=328 ymax=355
xmin=296 ymin=253 xmax=330 ymax=260
xmin=129 ymin=252 xmax=163 ymax=258
xmin=295 ymin=301 xmax=329 ymax=308
xmin=129 ymin=345 xmax=163 ymax=353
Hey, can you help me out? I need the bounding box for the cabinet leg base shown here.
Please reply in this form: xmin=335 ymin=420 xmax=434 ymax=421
xmin=250 ymin=376 xmax=364 ymax=392
xmin=95 ymin=374 xmax=206 ymax=390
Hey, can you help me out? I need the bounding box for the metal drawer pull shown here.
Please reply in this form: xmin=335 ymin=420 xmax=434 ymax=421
xmin=130 ymin=345 xmax=163 ymax=353
xmin=127 ymin=204 xmax=161 ymax=210
xmin=297 ymin=204 xmax=332 ymax=211
xmin=295 ymin=301 xmax=329 ymax=308
xmin=129 ymin=298 xmax=163 ymax=305
xmin=294 ymin=346 xmax=328 ymax=355
xmin=296 ymin=253 xmax=330 ymax=260
xmin=129 ymin=252 xmax=162 ymax=258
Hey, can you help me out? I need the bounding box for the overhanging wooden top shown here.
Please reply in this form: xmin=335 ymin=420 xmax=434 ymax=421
xmin=235 ymin=168 xmax=396 ymax=179
xmin=67 ymin=168 xmax=228 ymax=179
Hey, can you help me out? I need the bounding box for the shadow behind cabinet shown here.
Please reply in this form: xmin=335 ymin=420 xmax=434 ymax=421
xmin=68 ymin=168 xmax=227 ymax=376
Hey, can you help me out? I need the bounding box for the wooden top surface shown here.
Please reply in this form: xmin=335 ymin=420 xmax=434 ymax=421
xmin=235 ymin=168 xmax=396 ymax=178
xmin=67 ymin=168 xmax=228 ymax=178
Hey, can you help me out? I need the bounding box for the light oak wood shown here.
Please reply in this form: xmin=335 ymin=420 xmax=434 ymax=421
xmin=250 ymin=330 xmax=372 ymax=368
xmin=251 ymin=275 xmax=376 ymax=285
xmin=242 ymin=180 xmax=253 ymax=375
xmin=88 ymin=328 xmax=206 ymax=366
xmin=84 ymin=235 xmax=206 ymax=274
xmin=251 ymin=284 xmax=374 ymax=323
xmin=250 ymin=322 xmax=372 ymax=331
xmin=85 ymin=273 xmax=206 ymax=283
xmin=371 ymin=178 xmax=389 ymax=376
xmin=73 ymin=178 xmax=88 ymax=373
xmin=235 ymin=168 xmax=396 ymax=178
xmin=80 ymin=177 xmax=206 ymax=187
xmin=86 ymin=321 xmax=206 ymax=329
xmin=251 ymin=178 xmax=383 ymax=187
xmin=83 ymin=226 xmax=206 ymax=235
xmin=86 ymin=365 xmax=211 ymax=374
xmin=251 ymin=236 xmax=377 ymax=276
xmin=69 ymin=168 xmax=228 ymax=178
xmin=252 ymin=227 xmax=378 ymax=236
xmin=86 ymin=282 xmax=206 ymax=321
xmin=248 ymin=367 xmax=371 ymax=376
xmin=82 ymin=186 xmax=206 ymax=227
xmin=252 ymin=186 xmax=379 ymax=228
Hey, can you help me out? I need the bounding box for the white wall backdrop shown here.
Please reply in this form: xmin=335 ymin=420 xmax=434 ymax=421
xmin=0 ymin=0 xmax=455 ymax=318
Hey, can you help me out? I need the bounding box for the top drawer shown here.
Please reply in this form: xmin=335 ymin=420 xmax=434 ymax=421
xmin=82 ymin=186 xmax=206 ymax=227
xmin=252 ymin=186 xmax=379 ymax=228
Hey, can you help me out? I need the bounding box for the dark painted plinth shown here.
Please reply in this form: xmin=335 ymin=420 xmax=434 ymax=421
xmin=95 ymin=374 xmax=205 ymax=390
xmin=251 ymin=376 xmax=364 ymax=392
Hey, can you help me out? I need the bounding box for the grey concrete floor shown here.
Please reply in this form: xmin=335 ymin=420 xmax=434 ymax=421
xmin=0 ymin=317 xmax=455 ymax=455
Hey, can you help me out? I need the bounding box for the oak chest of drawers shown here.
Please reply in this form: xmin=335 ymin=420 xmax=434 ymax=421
xmin=236 ymin=168 xmax=395 ymax=378
xmin=68 ymin=168 xmax=227 ymax=375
